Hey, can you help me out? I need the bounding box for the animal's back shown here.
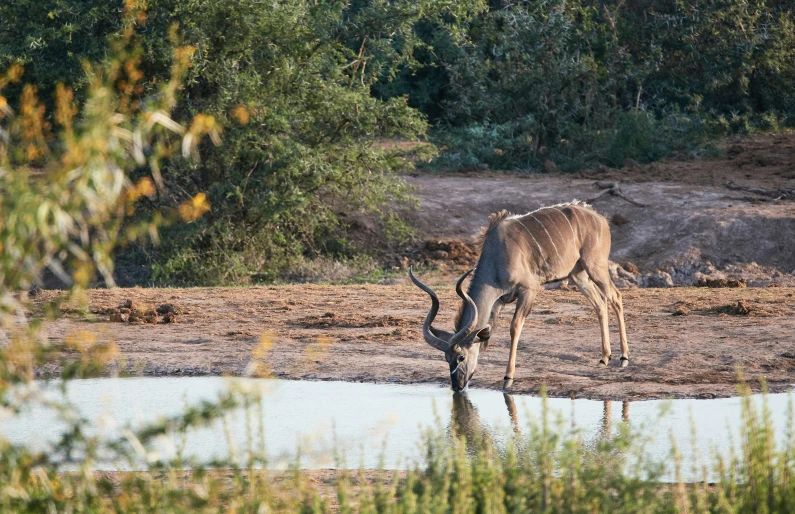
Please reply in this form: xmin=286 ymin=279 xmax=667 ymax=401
xmin=476 ymin=202 xmax=609 ymax=284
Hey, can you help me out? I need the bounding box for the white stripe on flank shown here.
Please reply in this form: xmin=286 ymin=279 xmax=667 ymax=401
xmin=553 ymin=207 xmax=576 ymax=241
xmin=529 ymin=213 xmax=562 ymax=263
xmin=541 ymin=210 xmax=567 ymax=255
xmin=590 ymin=211 xmax=601 ymax=247
xmin=513 ymin=218 xmax=544 ymax=255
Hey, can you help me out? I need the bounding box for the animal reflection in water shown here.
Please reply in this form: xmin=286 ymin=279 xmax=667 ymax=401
xmin=449 ymin=393 xmax=630 ymax=454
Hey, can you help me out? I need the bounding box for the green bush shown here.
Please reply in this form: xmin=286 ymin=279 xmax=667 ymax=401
xmin=1 ymin=0 xmax=482 ymax=285
xmin=411 ymin=0 xmax=795 ymax=171
xmin=3 ymin=0 xmax=795 ymax=284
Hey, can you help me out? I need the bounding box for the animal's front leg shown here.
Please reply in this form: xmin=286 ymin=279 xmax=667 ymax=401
xmin=479 ymin=302 xmax=505 ymax=350
xmin=504 ymin=288 xmax=536 ymax=389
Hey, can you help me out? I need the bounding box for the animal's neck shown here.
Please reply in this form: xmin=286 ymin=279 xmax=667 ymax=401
xmin=456 ymin=273 xmax=500 ymax=332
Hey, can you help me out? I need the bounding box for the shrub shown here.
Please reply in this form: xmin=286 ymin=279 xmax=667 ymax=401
xmin=1 ymin=0 xmax=484 ymax=286
xmin=411 ymin=0 xmax=795 ymax=171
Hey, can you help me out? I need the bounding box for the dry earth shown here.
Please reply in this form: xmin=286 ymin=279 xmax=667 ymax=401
xmin=17 ymin=134 xmax=795 ymax=400
xmin=403 ymin=135 xmax=795 ymax=282
xmin=32 ymin=283 xmax=795 ymax=400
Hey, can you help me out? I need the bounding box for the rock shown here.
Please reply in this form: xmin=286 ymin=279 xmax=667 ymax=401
xmin=432 ymin=250 xmax=449 ymax=260
xmin=622 ymin=158 xmax=640 ymax=169
xmin=622 ymin=261 xmax=640 ymax=274
xmin=616 ymin=267 xmax=638 ymax=282
xmin=544 ymin=160 xmax=557 ymax=173
xmin=611 ymin=214 xmax=629 ymax=226
xmin=595 ymin=164 xmax=611 ymax=174
xmin=156 ymin=303 xmax=181 ymax=315
xmin=641 ymin=271 xmax=674 ymax=288
xmin=672 ymin=306 xmax=689 ymax=316
xmin=734 ymin=300 xmax=752 ymax=315
xmin=613 ymin=277 xmax=638 ymax=290
xmin=545 ymin=278 xmax=570 ymax=290
xmin=109 ymin=312 xmax=129 ymax=323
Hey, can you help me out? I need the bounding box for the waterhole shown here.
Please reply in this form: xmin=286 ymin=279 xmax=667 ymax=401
xmin=1 ymin=377 xmax=791 ymax=480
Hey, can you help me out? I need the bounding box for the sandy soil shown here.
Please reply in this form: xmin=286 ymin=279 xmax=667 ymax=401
xmin=17 ymin=135 xmax=795 ymax=401
xmin=403 ymin=135 xmax=795 ymax=279
xmin=33 ymin=283 xmax=795 ymax=401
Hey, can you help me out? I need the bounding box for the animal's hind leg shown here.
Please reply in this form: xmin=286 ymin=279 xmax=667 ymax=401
xmin=582 ymin=263 xmax=630 ymax=367
xmin=569 ymin=269 xmax=612 ymax=366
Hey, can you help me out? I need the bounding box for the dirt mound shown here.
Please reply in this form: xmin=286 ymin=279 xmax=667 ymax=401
xmin=390 ymin=239 xmax=480 ymax=272
xmin=93 ymin=300 xmax=182 ymax=324
xmin=695 ymin=277 xmax=746 ymax=288
xmin=292 ymin=313 xmax=412 ymax=329
xmin=669 ymin=298 xmax=784 ymax=317
xmin=418 ymin=239 xmax=479 ymax=265
xmin=578 ymin=134 xmax=795 ymax=189
xmin=708 ymin=300 xmax=757 ymax=316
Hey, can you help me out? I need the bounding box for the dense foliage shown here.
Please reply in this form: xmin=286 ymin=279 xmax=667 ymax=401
xmin=422 ymin=0 xmax=795 ymax=171
xmin=1 ymin=0 xmax=480 ymax=285
xmin=2 ymin=0 xmax=795 ymax=284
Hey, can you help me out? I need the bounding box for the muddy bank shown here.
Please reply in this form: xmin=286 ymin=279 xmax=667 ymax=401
xmin=29 ymin=285 xmax=795 ymax=401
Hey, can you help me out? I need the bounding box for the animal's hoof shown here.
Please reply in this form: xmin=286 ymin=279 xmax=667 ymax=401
xmin=503 ymin=377 xmax=514 ymax=390
xmin=620 ymin=356 xmax=629 ymax=368
xmin=598 ymin=357 xmax=610 ymax=367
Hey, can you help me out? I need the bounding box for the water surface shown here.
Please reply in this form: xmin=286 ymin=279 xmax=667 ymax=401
xmin=1 ymin=377 xmax=791 ymax=480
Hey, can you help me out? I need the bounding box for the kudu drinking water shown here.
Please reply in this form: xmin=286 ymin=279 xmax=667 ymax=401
xmin=410 ymin=201 xmax=629 ymax=391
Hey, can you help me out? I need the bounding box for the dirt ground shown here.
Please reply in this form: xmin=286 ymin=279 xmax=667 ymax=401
xmin=402 ymin=134 xmax=795 ymax=282
xmin=32 ymin=282 xmax=795 ymax=401
xmin=18 ymin=134 xmax=795 ymax=400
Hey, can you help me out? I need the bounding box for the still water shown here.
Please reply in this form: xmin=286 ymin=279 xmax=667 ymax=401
xmin=1 ymin=377 xmax=792 ymax=479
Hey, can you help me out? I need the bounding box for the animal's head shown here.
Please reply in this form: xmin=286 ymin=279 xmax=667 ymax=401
xmin=409 ymin=267 xmax=490 ymax=391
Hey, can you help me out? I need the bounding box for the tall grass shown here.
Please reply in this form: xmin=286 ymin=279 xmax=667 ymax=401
xmin=3 ymin=377 xmax=795 ymax=512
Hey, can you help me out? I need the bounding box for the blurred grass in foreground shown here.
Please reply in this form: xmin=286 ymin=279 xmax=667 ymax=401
xmin=3 ymin=377 xmax=795 ymax=512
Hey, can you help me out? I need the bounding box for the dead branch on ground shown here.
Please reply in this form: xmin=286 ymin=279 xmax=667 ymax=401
xmin=725 ymin=182 xmax=795 ymax=201
xmin=584 ymin=181 xmax=648 ymax=207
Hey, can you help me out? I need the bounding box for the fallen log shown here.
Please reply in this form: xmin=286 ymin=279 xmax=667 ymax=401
xmin=725 ymin=182 xmax=795 ymax=201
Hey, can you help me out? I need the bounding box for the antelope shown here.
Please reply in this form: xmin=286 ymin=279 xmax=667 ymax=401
xmin=409 ymin=201 xmax=629 ymax=391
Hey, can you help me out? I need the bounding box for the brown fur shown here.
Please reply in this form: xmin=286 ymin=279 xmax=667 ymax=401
xmin=458 ymin=201 xmax=596 ymax=331
xmin=474 ymin=209 xmax=510 ymax=250
xmin=460 ymin=209 xmax=511 ymax=328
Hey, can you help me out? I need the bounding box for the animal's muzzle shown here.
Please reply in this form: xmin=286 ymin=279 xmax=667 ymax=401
xmin=451 ymin=367 xmax=472 ymax=391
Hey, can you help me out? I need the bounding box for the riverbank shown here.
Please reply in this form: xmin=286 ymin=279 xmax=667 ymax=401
xmin=29 ymin=284 xmax=795 ymax=400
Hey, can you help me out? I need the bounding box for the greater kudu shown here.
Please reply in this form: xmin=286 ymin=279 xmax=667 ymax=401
xmin=410 ymin=202 xmax=629 ymax=391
